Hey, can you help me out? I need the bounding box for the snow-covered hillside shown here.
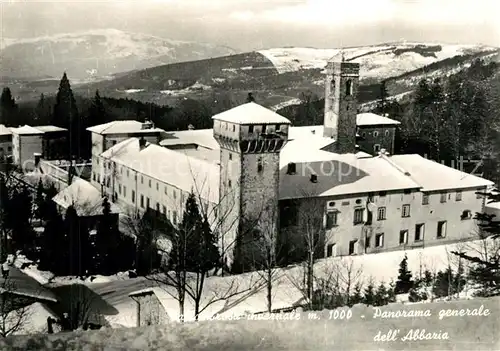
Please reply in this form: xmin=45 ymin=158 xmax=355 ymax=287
xmin=259 ymin=43 xmax=498 ymax=79
xmin=0 ymin=29 xmax=237 ymax=81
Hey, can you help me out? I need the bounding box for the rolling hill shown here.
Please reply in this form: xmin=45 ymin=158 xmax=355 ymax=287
xmin=4 ymin=41 xmax=499 ymax=110
xmin=72 ymin=42 xmax=498 ymax=109
xmin=0 ymin=29 xmax=237 ymax=82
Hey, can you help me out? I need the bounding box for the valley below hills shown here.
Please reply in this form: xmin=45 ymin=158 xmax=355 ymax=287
xmin=3 ymin=36 xmax=499 ymax=111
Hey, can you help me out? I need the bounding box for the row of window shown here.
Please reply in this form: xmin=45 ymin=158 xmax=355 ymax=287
xmin=361 ymin=130 xmax=391 ymax=138
xmin=97 ymin=161 xmax=184 ymax=201
xmin=0 ymin=146 xmax=12 ymax=152
xmin=325 ymin=206 xmax=471 ymax=229
xmin=326 ymin=221 xmax=448 ymax=257
xmin=220 ymin=123 xmax=283 ymax=134
xmin=366 ymin=189 xmax=469 ymax=202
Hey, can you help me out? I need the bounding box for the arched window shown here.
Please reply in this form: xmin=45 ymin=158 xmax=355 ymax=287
xmin=346 ymin=79 xmax=353 ymax=96
xmin=330 ymin=79 xmax=335 ymax=95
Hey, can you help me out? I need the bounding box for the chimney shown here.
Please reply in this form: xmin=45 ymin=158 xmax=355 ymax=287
xmin=311 ymin=130 xmax=316 ymax=135
xmin=287 ymin=162 xmax=296 ymax=175
xmin=188 ymin=124 xmax=195 ymax=130
xmin=310 ymin=174 xmax=318 ymax=183
xmin=139 ymin=137 xmax=147 ymax=150
xmin=141 ymin=119 xmax=154 ymax=130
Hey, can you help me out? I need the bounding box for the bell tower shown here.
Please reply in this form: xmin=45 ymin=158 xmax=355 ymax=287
xmin=323 ymin=58 xmax=360 ymax=153
xmin=213 ymin=102 xmax=290 ymax=272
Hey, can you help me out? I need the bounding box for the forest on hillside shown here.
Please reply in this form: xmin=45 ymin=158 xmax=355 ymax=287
xmin=279 ymin=59 xmax=500 ymax=184
xmin=1 ymin=59 xmax=499 ymax=182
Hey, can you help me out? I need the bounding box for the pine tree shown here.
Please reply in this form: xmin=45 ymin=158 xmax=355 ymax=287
xmin=135 ymin=209 xmax=162 ymax=276
xmin=88 ymin=90 xmax=107 ymax=128
xmin=65 ymin=206 xmax=91 ymax=277
xmin=363 ymin=282 xmax=376 ymax=306
xmin=94 ymin=197 xmax=119 ymax=274
xmin=53 ymin=73 xmax=81 ymax=159
xmin=0 ymin=87 xmax=17 ymax=125
xmin=170 ymin=191 xmax=220 ymax=319
xmin=246 ymin=92 xmax=255 ymax=103
xmin=9 ymin=186 xmax=34 ymax=256
xmin=375 ymin=283 xmax=389 ymax=306
xmin=35 ymin=93 xmax=51 ymax=124
xmin=350 ymin=282 xmax=363 ymax=306
xmin=395 ymin=254 xmax=414 ymax=294
xmin=39 ymin=201 xmax=65 ymax=273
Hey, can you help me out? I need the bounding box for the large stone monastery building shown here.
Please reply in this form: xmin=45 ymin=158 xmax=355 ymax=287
xmin=83 ymin=58 xmax=492 ymax=270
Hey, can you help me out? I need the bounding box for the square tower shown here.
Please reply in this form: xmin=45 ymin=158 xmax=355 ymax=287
xmin=323 ymin=60 xmax=360 ymax=153
xmin=213 ymin=102 xmax=290 ymax=272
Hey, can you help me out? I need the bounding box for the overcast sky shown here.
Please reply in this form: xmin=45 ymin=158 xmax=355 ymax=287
xmin=1 ymin=0 xmax=499 ymax=51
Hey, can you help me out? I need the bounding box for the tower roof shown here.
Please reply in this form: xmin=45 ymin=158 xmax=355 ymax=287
xmin=212 ymin=102 xmax=291 ymax=125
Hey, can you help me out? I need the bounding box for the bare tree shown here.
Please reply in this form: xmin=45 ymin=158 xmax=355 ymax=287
xmin=0 ymin=277 xmax=33 ymax=337
xmin=141 ymin=155 xmax=273 ymax=321
xmin=56 ymin=283 xmax=103 ymax=331
xmin=336 ymin=257 xmax=364 ymax=306
xmin=281 ymin=192 xmax=339 ymax=309
xmin=245 ymin=199 xmax=286 ymax=313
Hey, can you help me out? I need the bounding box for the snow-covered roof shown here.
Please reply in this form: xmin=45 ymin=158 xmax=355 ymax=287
xmin=389 ymin=154 xmax=494 ymax=191
xmin=128 ymin=273 xmax=302 ymax=322
xmin=279 ymin=152 xmax=421 ymax=200
xmin=107 ymin=136 xmax=493 ymax=202
xmin=212 ymin=102 xmax=291 ymax=125
xmin=102 ymin=138 xmax=220 ymax=203
xmin=1 ymin=267 xmax=58 ymax=303
xmin=87 ymin=120 xmax=164 ymax=135
xmin=52 ymin=178 xmax=120 ymax=216
xmin=159 ymin=129 xmax=220 ymax=150
xmin=11 ymin=302 xmax=61 ymax=336
xmin=10 ymin=125 xmax=44 ymax=135
xmin=0 ymin=124 xmax=12 ymax=136
xmin=34 ymin=125 xmax=67 ymax=133
xmin=356 ymin=113 xmax=401 ymax=126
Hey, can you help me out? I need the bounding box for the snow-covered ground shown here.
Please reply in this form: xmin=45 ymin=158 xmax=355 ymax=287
xmin=259 ymin=44 xmax=497 ymax=78
xmin=3 ymin=297 xmax=499 ymax=350
xmin=16 ymin=238 xmax=493 ymax=329
xmin=121 ymin=89 xmax=144 ymax=94
xmin=160 ymin=81 xmax=212 ymax=96
xmin=270 ymin=98 xmax=302 ymax=111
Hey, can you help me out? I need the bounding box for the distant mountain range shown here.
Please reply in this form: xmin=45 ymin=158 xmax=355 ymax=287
xmin=2 ymin=34 xmax=498 ymax=110
xmin=77 ymin=42 xmax=499 ymax=109
xmin=0 ymin=29 xmax=238 ymax=81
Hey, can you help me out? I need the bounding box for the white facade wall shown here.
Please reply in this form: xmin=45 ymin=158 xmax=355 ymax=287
xmin=12 ymin=134 xmax=43 ymax=171
xmin=90 ymin=132 xmax=160 ymax=190
xmin=318 ymin=186 xmax=486 ymax=257
xmin=98 ymin=155 xmax=218 ymax=228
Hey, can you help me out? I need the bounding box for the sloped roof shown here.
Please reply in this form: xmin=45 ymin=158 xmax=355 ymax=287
xmin=34 ymin=125 xmax=67 ymax=133
xmin=356 ymin=113 xmax=401 ymax=126
xmin=212 ymin=102 xmax=291 ymax=125
xmin=10 ymin=125 xmax=44 ymax=135
xmin=102 ymin=138 xmax=220 ymax=203
xmin=87 ymin=120 xmax=164 ymax=135
xmin=1 ymin=266 xmax=58 ymax=303
xmin=0 ymin=124 xmax=12 ymax=136
xmin=52 ymin=178 xmax=120 ymax=216
xmin=389 ymin=154 xmax=494 ymax=191
xmin=279 ymin=152 xmax=421 ymax=200
xmin=160 ymin=129 xmax=220 ymax=150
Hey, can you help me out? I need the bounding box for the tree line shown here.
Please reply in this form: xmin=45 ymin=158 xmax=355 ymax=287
xmin=0 ymin=74 xmax=257 ymax=163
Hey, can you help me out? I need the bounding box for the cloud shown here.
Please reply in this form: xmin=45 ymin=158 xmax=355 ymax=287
xmin=226 ymin=0 xmax=499 ymax=28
